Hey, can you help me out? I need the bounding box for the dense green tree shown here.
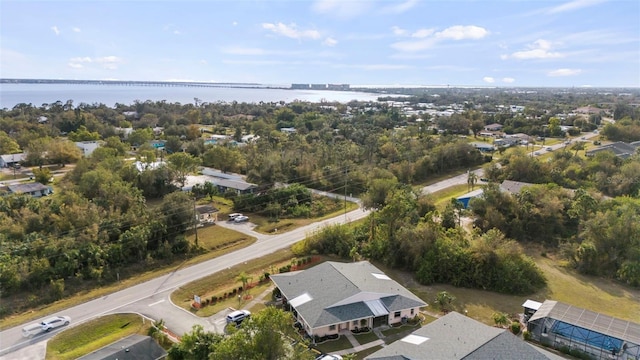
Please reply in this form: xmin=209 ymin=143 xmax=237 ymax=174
xmin=0 ymin=131 xmax=21 ymax=154
xmin=167 ymin=152 xmax=201 ymax=187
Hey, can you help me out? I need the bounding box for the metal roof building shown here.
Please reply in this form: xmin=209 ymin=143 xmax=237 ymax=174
xmin=527 ymin=300 xmax=640 ymax=360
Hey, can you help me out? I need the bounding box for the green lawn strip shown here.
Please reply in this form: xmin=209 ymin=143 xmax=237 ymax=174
xmin=46 ymin=313 xmax=149 ymax=360
xmin=1 ymin=228 xmax=254 ymax=330
xmin=354 ymin=345 xmax=383 ymax=360
xmin=251 ymin=200 xmax=360 ymax=234
xmin=171 ymin=249 xmax=297 ymax=313
xmin=314 ymin=335 xmax=353 ymax=354
xmin=353 ymin=331 xmax=379 ymax=344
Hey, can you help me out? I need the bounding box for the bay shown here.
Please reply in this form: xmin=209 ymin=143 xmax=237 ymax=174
xmin=0 ymin=83 xmax=382 ymax=109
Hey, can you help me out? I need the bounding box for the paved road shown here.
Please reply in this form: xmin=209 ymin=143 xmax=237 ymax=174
xmin=422 ymin=168 xmax=485 ymax=195
xmin=0 ymin=205 xmax=369 ymax=357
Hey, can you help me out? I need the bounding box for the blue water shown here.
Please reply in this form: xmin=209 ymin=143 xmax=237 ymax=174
xmin=0 ymin=83 xmax=383 ymax=109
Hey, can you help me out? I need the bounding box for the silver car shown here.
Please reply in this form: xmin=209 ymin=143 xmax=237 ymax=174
xmin=41 ymin=316 xmax=71 ymax=332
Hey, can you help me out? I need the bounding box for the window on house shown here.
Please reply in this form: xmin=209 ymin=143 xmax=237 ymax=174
xmin=329 ymin=325 xmax=336 ymax=331
xmin=353 ymin=320 xmax=358 ymax=326
xmin=395 ymin=311 xmax=401 ymax=318
xmin=411 ymin=308 xmax=415 ymax=315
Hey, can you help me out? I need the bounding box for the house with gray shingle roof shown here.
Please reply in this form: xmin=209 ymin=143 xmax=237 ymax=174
xmin=7 ymin=182 xmax=53 ymax=197
xmin=366 ymin=312 xmax=562 ymax=360
xmin=586 ymin=141 xmax=640 ymax=159
xmin=270 ymin=261 xmax=426 ymax=338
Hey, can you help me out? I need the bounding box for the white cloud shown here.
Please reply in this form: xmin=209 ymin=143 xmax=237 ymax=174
xmin=381 ymin=0 xmax=419 ymax=14
xmin=391 ymin=25 xmax=489 ymax=52
xmin=548 ymin=0 xmax=607 ymax=14
xmin=502 ymin=77 xmax=515 ymax=83
xmin=435 ymin=25 xmax=489 ymax=40
xmin=51 ymin=26 xmax=60 ymax=35
xmin=334 ymin=63 xmax=411 ymax=71
xmin=70 ymin=57 xmax=92 ymax=63
xmin=391 ymin=26 xmax=407 ymax=36
xmin=68 ymin=56 xmax=123 ymax=70
xmin=323 ymin=37 xmax=338 ymax=46
xmin=72 ymin=27 xmax=81 ymax=33
xmin=411 ymin=28 xmax=434 ymax=38
xmin=483 ymin=77 xmax=495 ymax=83
xmin=199 ymin=59 xmax=208 ymax=65
xmin=548 ymin=68 xmax=582 ymax=76
xmin=262 ymin=22 xmax=321 ymax=40
xmin=232 ymin=21 xmax=238 ymax=26
xmin=311 ymin=0 xmax=370 ymax=19
xmin=503 ymin=39 xmax=564 ymax=60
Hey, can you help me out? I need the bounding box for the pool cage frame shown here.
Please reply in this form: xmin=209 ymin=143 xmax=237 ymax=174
xmin=530 ymin=317 xmax=640 ymax=360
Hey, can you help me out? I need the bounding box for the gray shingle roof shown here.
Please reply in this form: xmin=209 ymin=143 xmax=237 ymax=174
xmin=586 ymin=141 xmax=640 ymax=159
xmin=367 ymin=312 xmax=562 ymax=360
xmin=7 ymin=182 xmax=50 ymax=194
xmin=529 ymin=300 xmax=640 ymax=344
xmin=270 ymin=261 xmax=426 ymax=329
xmin=77 ymin=334 xmax=167 ymax=360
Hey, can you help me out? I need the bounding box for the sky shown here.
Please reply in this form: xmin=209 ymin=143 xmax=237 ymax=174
xmin=1 ymin=0 xmax=639 ymax=87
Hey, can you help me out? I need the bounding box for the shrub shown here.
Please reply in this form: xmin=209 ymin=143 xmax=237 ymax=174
xmin=523 ymin=330 xmax=531 ymax=341
xmin=510 ymin=322 xmax=521 ymax=335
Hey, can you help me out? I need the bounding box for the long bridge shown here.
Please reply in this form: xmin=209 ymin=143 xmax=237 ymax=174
xmin=0 ymin=78 xmax=289 ymax=89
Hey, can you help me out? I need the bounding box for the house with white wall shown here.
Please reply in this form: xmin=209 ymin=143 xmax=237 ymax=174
xmin=270 ymin=261 xmax=426 ymax=339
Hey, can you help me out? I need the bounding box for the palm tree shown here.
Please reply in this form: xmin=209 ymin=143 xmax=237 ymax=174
xmin=237 ymin=272 xmax=250 ymax=293
xmin=467 ymin=171 xmax=478 ymax=191
xmin=492 ymin=312 xmax=509 ymax=328
xmin=434 ymin=291 xmax=455 ymax=313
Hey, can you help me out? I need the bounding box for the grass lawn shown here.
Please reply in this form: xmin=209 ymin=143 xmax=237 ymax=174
xmin=353 ymin=331 xmax=379 ymax=344
xmin=1 ymin=226 xmax=254 ymax=330
xmin=314 ymin=335 xmax=352 ymax=354
xmin=46 ymin=313 xmax=150 ymax=360
xmin=431 ymin=184 xmax=474 ymax=209
xmin=250 ymin=200 xmax=360 ymax=234
xmin=354 ymin=345 xmax=383 ymax=359
xmin=171 ymin=248 xmax=302 ymax=314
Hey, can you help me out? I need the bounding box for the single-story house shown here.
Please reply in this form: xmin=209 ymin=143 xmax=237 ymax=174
xmin=76 ymin=141 xmax=101 ymax=156
xmin=270 ymin=261 xmax=426 ymax=339
xmin=196 ymin=204 xmax=218 ymax=224
xmin=586 ymin=141 xmax=640 ymax=159
xmin=484 ymin=123 xmax=503 ymax=132
xmin=7 ymin=182 xmax=53 ymax=197
xmin=456 ymin=188 xmax=485 ymax=209
xmin=114 ymin=127 xmax=134 ymax=139
xmin=470 ymin=142 xmax=495 ymax=153
xmin=0 ymin=153 xmax=25 ymax=168
xmin=499 ymin=180 xmax=535 ymax=194
xmin=526 ymin=300 xmax=640 ymax=360
xmin=280 ymin=127 xmax=297 ymax=134
xmin=77 ymin=334 xmax=167 ymax=360
xmin=366 ymin=311 xmax=562 ymax=360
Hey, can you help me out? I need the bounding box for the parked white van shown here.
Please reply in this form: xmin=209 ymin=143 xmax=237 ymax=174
xmin=22 ymin=323 xmax=42 ymax=338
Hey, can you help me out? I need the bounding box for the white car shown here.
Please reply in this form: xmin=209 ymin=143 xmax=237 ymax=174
xmin=233 ymin=215 xmax=249 ymax=223
xmin=41 ymin=316 xmax=71 ymax=332
xmin=226 ymin=309 xmax=251 ymax=324
xmin=228 ymin=213 xmax=243 ymax=221
xmin=316 ymin=355 xmax=343 ymax=360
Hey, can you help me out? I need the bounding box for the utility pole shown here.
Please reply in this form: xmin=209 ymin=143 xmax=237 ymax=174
xmin=344 ymin=166 xmax=348 ymax=221
xmin=193 ymin=196 xmax=199 ymax=247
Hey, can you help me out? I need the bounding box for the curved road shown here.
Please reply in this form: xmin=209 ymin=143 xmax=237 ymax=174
xmin=0 ymin=205 xmax=369 ymax=357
